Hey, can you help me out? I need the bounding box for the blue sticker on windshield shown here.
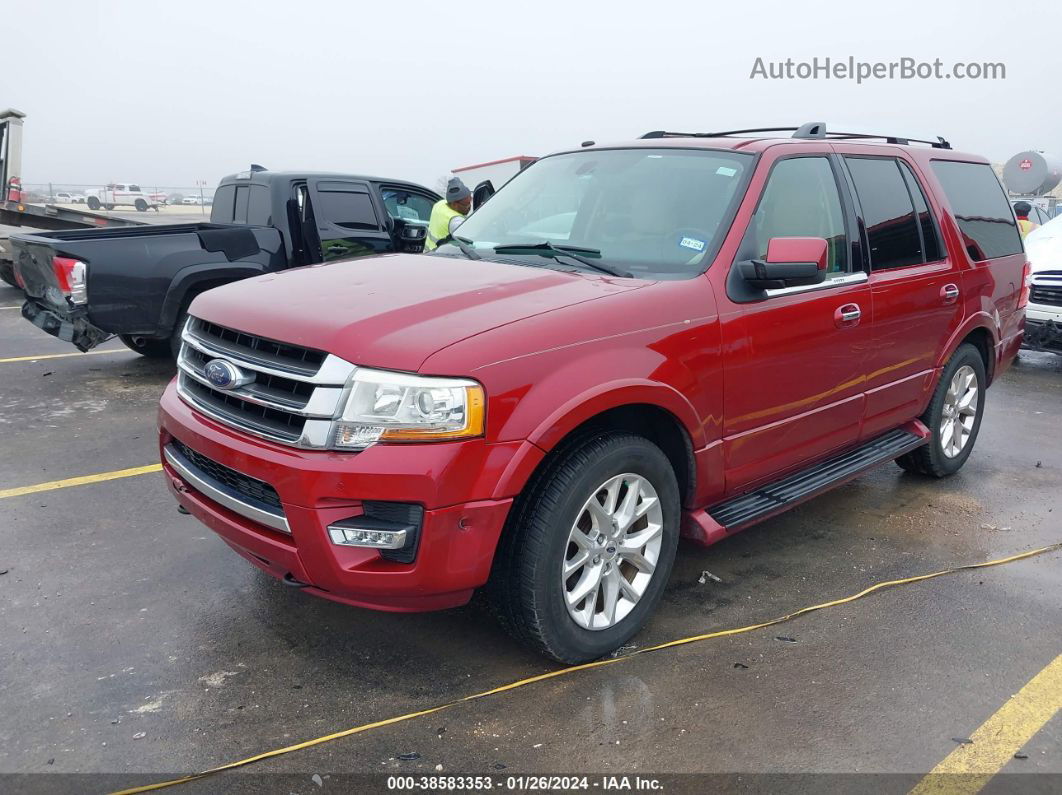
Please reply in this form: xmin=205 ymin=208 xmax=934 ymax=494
xmin=679 ymin=236 xmax=706 ymax=252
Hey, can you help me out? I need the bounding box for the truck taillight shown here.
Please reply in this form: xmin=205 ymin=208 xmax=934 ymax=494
xmin=1018 ymin=260 xmax=1031 ymax=309
xmin=6 ymin=177 xmax=21 ymax=202
xmin=52 ymin=256 xmax=88 ymax=304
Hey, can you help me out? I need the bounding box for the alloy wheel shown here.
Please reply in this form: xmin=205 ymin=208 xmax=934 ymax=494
xmin=562 ymin=473 xmax=664 ymax=631
xmin=940 ymin=364 xmax=978 ymax=458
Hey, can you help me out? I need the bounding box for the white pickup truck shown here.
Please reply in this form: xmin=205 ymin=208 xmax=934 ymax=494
xmin=86 ymin=183 xmax=160 ymax=212
xmin=1023 ymin=215 xmax=1062 ymax=353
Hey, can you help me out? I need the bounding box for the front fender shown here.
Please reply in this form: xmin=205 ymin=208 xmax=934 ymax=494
xmin=484 ymin=348 xmax=708 ymax=499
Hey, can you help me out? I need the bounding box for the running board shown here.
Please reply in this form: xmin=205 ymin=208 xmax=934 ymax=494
xmin=704 ymin=427 xmax=928 ymax=533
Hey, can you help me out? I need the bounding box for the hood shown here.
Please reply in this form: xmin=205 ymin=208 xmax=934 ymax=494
xmin=189 ymin=254 xmax=648 ymax=372
xmin=1026 ymin=217 xmax=1062 ymax=275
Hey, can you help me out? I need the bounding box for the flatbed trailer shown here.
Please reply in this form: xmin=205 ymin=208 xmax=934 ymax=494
xmin=1 ymin=108 xmax=143 ymax=285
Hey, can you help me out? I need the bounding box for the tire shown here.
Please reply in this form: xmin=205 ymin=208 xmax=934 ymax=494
xmin=896 ymin=343 xmax=986 ymax=477
xmin=134 ymin=199 xmax=148 ymax=212
xmin=87 ymin=196 xmax=101 ymax=210
xmin=119 ymin=335 xmax=173 ymax=359
xmin=486 ymin=431 xmax=680 ymax=663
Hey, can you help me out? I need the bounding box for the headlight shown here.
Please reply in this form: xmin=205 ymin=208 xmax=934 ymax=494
xmin=332 ymin=368 xmax=485 ymax=449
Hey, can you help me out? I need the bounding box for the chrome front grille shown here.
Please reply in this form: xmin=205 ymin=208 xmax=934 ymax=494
xmin=1030 ymin=282 xmax=1062 ymax=308
xmin=177 ymin=317 xmax=355 ymax=448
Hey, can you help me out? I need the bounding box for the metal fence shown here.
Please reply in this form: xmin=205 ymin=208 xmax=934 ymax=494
xmin=19 ymin=182 xmax=216 ymax=209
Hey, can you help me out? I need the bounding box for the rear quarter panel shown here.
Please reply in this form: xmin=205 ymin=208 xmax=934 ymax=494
xmin=911 ymin=152 xmax=1026 ymax=383
xmin=16 ymin=225 xmax=284 ymax=336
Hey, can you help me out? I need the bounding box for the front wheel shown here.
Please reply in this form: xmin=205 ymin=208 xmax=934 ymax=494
xmin=134 ymin=199 xmax=148 ymax=212
xmin=86 ymin=196 xmax=101 ymax=210
xmin=487 ymin=432 xmax=680 ymax=663
xmin=897 ymin=343 xmax=986 ymax=477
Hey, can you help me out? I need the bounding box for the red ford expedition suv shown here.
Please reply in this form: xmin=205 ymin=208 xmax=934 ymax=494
xmin=158 ymin=123 xmax=1027 ymax=663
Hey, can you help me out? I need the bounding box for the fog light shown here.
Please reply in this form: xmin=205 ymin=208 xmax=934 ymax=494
xmin=327 ymin=522 xmax=407 ymax=550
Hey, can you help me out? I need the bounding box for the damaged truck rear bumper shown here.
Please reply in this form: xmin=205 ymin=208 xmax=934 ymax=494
xmin=21 ymin=299 xmax=111 ymax=351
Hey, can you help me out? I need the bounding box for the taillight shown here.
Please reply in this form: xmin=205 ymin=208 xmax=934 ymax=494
xmin=1018 ymin=260 xmax=1031 ymax=309
xmin=52 ymin=256 xmax=88 ymax=304
xmin=6 ymin=176 xmax=21 ymax=202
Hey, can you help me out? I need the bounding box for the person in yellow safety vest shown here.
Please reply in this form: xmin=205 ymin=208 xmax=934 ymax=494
xmin=424 ymin=177 xmax=473 ymax=252
xmin=1014 ymin=201 xmax=1039 ymax=239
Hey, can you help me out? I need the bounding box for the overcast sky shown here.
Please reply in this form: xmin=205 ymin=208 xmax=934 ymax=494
xmin=4 ymin=0 xmax=1059 ymax=190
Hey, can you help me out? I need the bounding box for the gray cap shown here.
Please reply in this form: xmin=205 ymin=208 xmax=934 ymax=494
xmin=447 ymin=177 xmax=471 ymax=202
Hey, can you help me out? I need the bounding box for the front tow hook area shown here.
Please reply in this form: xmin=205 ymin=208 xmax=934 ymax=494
xmin=282 ymin=573 xmax=310 ymax=588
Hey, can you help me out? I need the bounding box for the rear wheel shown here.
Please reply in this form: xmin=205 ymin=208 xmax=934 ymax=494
xmin=486 ymin=432 xmax=680 ymax=663
xmin=0 ymin=263 xmax=17 ymax=288
xmin=896 ymin=343 xmax=986 ymax=477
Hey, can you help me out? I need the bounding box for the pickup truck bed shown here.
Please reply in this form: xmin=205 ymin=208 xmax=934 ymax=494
xmin=15 ymin=223 xmax=284 ymax=352
xmin=12 ymin=168 xmax=441 ymax=357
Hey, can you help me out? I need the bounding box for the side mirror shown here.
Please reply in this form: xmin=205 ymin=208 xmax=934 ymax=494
xmin=739 ymin=237 xmax=829 ymax=290
xmin=472 ymin=180 xmax=495 ymax=210
xmin=448 ymin=215 xmax=465 ymax=235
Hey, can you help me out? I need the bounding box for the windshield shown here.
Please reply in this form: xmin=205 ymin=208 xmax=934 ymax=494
xmin=444 ymin=148 xmax=753 ymax=279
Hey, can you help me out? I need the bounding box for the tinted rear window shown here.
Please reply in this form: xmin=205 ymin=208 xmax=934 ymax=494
xmin=210 ymin=183 xmax=270 ymax=225
xmin=210 ymin=185 xmax=236 ymax=223
xmin=930 ymin=160 xmax=1022 ymax=260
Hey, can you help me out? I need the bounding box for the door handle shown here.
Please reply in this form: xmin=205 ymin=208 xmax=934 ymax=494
xmin=835 ymin=303 xmax=861 ymax=328
xmin=941 ymin=283 xmax=960 ymax=304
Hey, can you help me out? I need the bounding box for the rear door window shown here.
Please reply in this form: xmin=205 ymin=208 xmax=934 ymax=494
xmin=930 ymin=160 xmax=1022 ymax=260
xmin=315 ymin=182 xmax=380 ymax=230
xmin=898 ymin=161 xmax=943 ymax=262
xmin=845 ymin=157 xmax=923 ymax=270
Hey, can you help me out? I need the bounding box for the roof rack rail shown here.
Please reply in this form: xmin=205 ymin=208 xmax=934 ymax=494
xmin=639 ymin=123 xmax=952 ymax=149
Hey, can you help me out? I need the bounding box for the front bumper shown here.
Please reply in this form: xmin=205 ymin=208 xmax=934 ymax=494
xmin=1023 ymin=318 xmax=1062 ymax=354
xmin=158 ymin=380 xmax=525 ymax=611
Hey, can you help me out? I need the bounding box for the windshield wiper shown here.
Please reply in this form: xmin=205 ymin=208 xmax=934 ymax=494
xmin=492 ymin=241 xmax=630 ymax=278
xmin=439 ymin=235 xmax=481 ymax=260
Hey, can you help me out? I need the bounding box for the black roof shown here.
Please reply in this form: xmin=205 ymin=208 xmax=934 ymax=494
xmin=217 ymin=169 xmax=436 ymax=193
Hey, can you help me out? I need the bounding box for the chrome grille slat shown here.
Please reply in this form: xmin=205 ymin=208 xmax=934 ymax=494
xmin=191 ymin=317 xmax=324 ymax=375
xmin=176 ymin=316 xmax=356 ymax=449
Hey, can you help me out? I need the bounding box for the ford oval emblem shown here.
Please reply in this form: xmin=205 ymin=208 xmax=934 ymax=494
xmin=204 ymin=358 xmax=251 ymax=390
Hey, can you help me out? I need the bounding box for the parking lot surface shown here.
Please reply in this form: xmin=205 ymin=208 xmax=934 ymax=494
xmin=0 ymin=280 xmax=1059 ymax=792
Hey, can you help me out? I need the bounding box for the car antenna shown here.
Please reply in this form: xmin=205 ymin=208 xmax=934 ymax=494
xmin=249 ymin=163 xmax=268 ymax=172
xmin=581 ymin=140 xmax=595 ymax=147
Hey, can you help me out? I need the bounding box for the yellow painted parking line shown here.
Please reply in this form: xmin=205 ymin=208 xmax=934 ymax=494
xmin=910 ymin=653 xmax=1062 ymax=794
xmin=109 ymin=543 xmax=1061 ymax=795
xmin=0 ymin=464 xmax=163 ymax=499
xmin=0 ymin=348 xmax=128 ymax=364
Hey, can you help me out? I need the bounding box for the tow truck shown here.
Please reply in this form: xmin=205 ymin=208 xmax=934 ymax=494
xmin=1 ymin=108 xmax=143 ymax=286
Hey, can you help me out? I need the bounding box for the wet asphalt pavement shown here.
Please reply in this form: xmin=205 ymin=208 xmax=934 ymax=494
xmin=0 ymin=280 xmax=1059 ymax=793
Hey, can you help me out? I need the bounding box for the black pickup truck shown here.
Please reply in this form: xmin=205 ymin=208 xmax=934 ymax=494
xmin=12 ymin=169 xmax=440 ymax=357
